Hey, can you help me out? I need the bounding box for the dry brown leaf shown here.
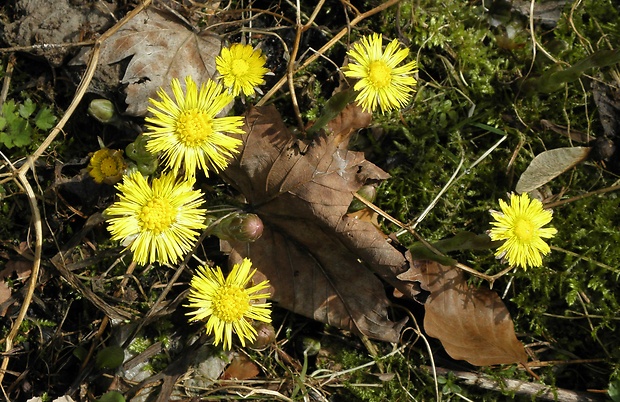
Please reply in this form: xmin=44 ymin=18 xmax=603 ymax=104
xmin=73 ymin=7 xmax=221 ymax=116
xmin=406 ymin=258 xmax=527 ymax=366
xmin=222 ymin=105 xmax=410 ymax=343
xmin=221 ymin=353 xmax=260 ymax=380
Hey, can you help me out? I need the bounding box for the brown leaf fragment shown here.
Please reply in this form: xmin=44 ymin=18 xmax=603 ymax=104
xmin=72 ymin=8 xmax=221 ymax=116
xmin=221 ymin=353 xmax=260 ymax=380
xmin=222 ymin=105 xmax=410 ymax=343
xmin=540 ymin=119 xmax=594 ymax=143
xmin=413 ymin=259 xmax=528 ymax=366
xmin=0 ymin=259 xmax=33 ymax=316
xmin=592 ymin=80 xmax=620 ymax=139
xmin=325 ymin=103 xmax=373 ymax=136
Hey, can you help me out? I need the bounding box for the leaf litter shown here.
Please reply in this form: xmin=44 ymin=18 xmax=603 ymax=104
xmin=220 ymin=103 xmax=527 ymax=365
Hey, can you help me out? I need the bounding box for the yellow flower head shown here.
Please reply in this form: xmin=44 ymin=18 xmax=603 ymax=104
xmin=105 ymin=172 xmax=207 ymax=265
xmin=144 ymin=76 xmax=245 ymax=178
xmin=87 ymin=148 xmax=126 ymax=185
xmin=489 ymin=193 xmax=558 ymax=269
xmin=343 ymin=33 xmax=418 ymax=114
xmin=186 ymin=258 xmax=271 ymax=350
xmin=216 ymin=43 xmax=269 ymax=97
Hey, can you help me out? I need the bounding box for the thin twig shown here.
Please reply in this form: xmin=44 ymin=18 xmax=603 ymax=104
xmin=287 ymin=0 xmax=327 ymax=132
xmin=0 ymin=54 xmax=15 ymax=108
xmin=543 ymin=184 xmax=620 ymax=209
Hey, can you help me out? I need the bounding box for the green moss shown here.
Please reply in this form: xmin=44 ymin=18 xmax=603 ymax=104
xmin=358 ymin=0 xmax=620 ymax=396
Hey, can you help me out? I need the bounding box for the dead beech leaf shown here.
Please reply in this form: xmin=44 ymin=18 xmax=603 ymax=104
xmin=410 ymin=259 xmax=527 ymax=366
xmin=222 ymin=105 xmax=410 ymax=343
xmin=74 ymin=8 xmax=221 ymax=116
xmin=515 ymin=147 xmax=591 ymax=194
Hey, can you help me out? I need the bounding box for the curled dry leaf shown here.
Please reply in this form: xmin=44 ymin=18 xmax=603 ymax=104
xmin=222 ymin=105 xmax=411 ymax=343
xmin=401 ymin=256 xmax=528 ymax=366
xmin=72 ymin=7 xmax=221 ymax=116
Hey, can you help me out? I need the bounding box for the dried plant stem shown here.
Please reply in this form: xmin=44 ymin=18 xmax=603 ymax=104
xmin=0 ymin=171 xmax=42 ymax=393
xmin=0 ymin=0 xmax=153 ymax=388
xmin=257 ymin=0 xmax=402 ymax=107
xmin=0 ymin=54 xmax=15 ymax=108
xmin=287 ymin=0 xmax=326 ymax=131
xmin=543 ymin=183 xmax=620 ymax=209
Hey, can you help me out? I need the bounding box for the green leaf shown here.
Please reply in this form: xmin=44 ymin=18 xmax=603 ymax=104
xmin=609 ymin=379 xmax=620 ymax=402
xmin=73 ymin=346 xmax=88 ymax=362
xmin=96 ymin=391 xmax=125 ymax=402
xmin=0 ymin=116 xmax=6 ymax=131
xmin=95 ymin=345 xmax=125 ymax=370
xmin=18 ymin=98 xmax=36 ymax=119
xmin=6 ymin=119 xmax=33 ymax=148
xmin=2 ymin=99 xmax=17 ymax=117
xmin=35 ymin=107 xmax=56 ymax=130
xmin=0 ymin=132 xmax=14 ymax=148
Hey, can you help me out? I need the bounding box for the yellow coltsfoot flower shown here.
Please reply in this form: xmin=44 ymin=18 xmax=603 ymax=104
xmin=489 ymin=193 xmax=558 ymax=269
xmin=105 ymin=172 xmax=207 ymax=265
xmin=144 ymin=76 xmax=245 ymax=178
xmin=343 ymin=33 xmax=418 ymax=114
xmin=87 ymin=148 xmax=126 ymax=185
xmin=216 ymin=43 xmax=269 ymax=97
xmin=186 ymin=258 xmax=271 ymax=350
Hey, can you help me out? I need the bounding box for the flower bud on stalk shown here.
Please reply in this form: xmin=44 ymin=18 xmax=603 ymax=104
xmin=87 ymin=99 xmax=118 ymax=124
xmin=210 ymin=213 xmax=264 ymax=242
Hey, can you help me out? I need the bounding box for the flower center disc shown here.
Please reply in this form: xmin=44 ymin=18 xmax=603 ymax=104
xmin=514 ymin=218 xmax=535 ymax=242
xmin=139 ymin=197 xmax=177 ymax=234
xmin=176 ymin=110 xmax=213 ymax=146
xmin=100 ymin=156 xmax=119 ymax=177
xmin=212 ymin=285 xmax=250 ymax=322
xmin=368 ymin=60 xmax=392 ymax=88
xmin=231 ymin=59 xmax=250 ymax=77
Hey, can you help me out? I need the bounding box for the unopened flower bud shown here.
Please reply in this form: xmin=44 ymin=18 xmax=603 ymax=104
xmin=88 ymin=99 xmax=117 ymax=124
xmin=347 ymin=184 xmax=377 ymax=213
xmin=211 ymin=213 xmax=263 ymax=242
